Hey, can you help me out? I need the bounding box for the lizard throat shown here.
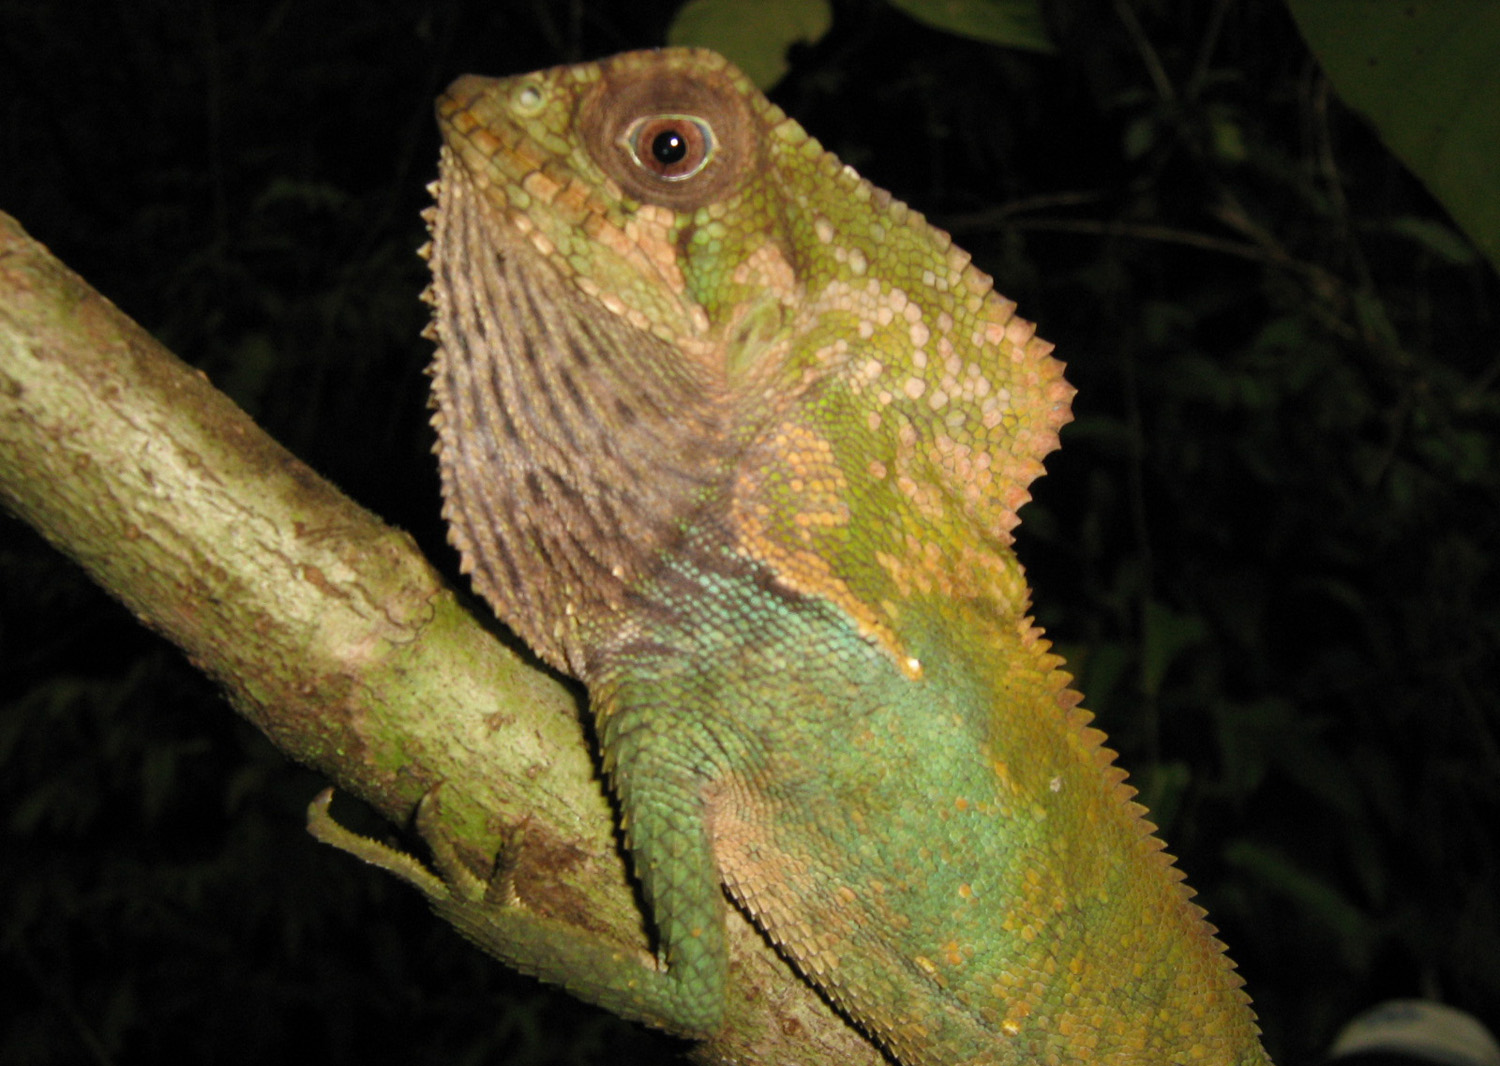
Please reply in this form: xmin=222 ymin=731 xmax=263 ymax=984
xmin=426 ymin=162 xmax=728 ymax=674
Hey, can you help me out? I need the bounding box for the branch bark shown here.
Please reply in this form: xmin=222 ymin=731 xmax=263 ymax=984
xmin=0 ymin=210 xmax=883 ymax=1066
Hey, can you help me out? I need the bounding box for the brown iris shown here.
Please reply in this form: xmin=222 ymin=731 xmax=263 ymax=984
xmin=625 ymin=115 xmax=715 ymax=181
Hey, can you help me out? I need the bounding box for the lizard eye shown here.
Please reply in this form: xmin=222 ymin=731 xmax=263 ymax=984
xmin=624 ymin=115 xmax=715 ymax=182
xmin=580 ymin=66 xmax=751 ymax=209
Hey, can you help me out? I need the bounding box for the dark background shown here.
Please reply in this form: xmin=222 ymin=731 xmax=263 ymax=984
xmin=2 ymin=1 xmax=1497 ymax=1064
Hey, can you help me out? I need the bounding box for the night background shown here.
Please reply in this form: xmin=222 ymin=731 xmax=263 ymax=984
xmin=2 ymin=1 xmax=1497 ymax=1064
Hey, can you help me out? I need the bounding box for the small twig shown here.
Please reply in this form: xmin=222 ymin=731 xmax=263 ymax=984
xmin=1186 ymin=0 xmax=1235 ymax=100
xmin=996 ymin=215 xmax=1331 ymax=280
xmin=943 ymin=190 xmax=1109 ymax=227
xmin=1113 ymin=0 xmax=1176 ymax=103
xmin=1467 ymin=352 xmax=1500 ymax=399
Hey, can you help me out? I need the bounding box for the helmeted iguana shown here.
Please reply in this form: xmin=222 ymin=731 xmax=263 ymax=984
xmin=324 ymin=47 xmax=1274 ymax=1066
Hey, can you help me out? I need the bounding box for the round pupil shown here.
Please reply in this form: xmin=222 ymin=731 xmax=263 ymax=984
xmin=651 ymin=129 xmax=688 ymax=166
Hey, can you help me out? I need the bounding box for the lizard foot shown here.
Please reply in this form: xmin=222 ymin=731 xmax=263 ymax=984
xmin=306 ymin=786 xmax=486 ymax=906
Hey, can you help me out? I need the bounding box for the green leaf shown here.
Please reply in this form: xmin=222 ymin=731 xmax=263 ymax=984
xmin=1285 ymin=0 xmax=1500 ymax=275
xmin=1224 ymin=840 xmax=1378 ymax=972
xmin=668 ymin=0 xmax=833 ymax=89
xmin=1136 ymin=759 xmax=1191 ymax=834
xmin=1067 ymin=639 xmax=1131 ymax=717
xmin=1140 ymin=599 xmax=1207 ymax=699
xmin=1209 ymin=114 xmax=1247 ymax=164
xmin=1378 ymin=215 xmax=1479 ymax=266
xmin=886 ymin=0 xmax=1054 ymax=52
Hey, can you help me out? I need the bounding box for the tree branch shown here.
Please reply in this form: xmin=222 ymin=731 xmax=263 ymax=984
xmin=0 ymin=210 xmax=882 ymax=1066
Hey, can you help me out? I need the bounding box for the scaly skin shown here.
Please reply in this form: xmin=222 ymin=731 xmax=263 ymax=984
xmin=412 ymin=47 xmax=1274 ymax=1065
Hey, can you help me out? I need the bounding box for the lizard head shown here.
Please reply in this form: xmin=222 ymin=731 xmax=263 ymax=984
xmin=423 ymin=48 xmax=1073 ymax=677
xmin=423 ymin=49 xmax=769 ymax=674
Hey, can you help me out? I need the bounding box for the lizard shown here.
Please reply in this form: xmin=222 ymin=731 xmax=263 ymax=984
xmin=325 ymin=47 xmax=1276 ymax=1066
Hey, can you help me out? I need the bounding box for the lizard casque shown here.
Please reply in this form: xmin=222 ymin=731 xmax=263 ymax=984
xmin=356 ymin=47 xmax=1275 ymax=1065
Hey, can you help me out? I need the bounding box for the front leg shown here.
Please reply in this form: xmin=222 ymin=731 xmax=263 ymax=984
xmin=306 ymin=779 xmax=730 ymax=1039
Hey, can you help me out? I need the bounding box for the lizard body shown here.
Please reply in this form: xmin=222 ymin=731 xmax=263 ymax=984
xmin=417 ymin=47 xmax=1273 ymax=1065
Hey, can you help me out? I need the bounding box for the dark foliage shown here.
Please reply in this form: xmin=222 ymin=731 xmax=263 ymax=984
xmin=2 ymin=1 xmax=1496 ymax=1064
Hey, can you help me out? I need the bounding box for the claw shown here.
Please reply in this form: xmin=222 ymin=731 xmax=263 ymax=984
xmin=306 ymin=787 xmax=452 ymax=902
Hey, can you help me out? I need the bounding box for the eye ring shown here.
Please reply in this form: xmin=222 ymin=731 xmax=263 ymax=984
xmin=623 ymin=114 xmax=715 ymax=182
xmin=512 ymin=81 xmax=545 ymax=114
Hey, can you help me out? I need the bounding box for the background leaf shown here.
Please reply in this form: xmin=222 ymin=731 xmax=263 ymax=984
xmin=1286 ymin=0 xmax=1500 ymax=274
xmin=669 ymin=0 xmax=833 ymax=88
xmin=886 ymin=0 xmax=1053 ymax=52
